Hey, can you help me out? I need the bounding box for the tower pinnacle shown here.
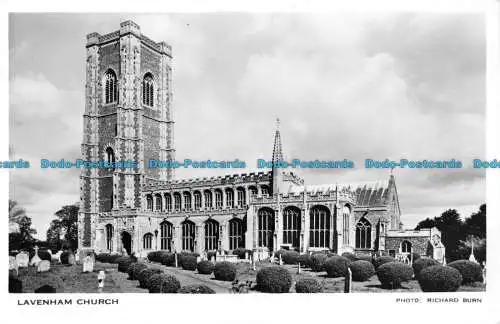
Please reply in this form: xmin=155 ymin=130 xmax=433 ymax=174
xmin=272 ymin=118 xmax=284 ymax=163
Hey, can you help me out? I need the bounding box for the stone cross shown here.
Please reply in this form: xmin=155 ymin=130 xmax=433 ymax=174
xmin=16 ymin=252 xmax=29 ymax=268
xmin=83 ymin=255 xmax=94 ymax=273
xmin=37 ymin=260 xmax=50 ymax=273
xmin=29 ymin=246 xmax=42 ymax=267
xmin=344 ymin=267 xmax=352 ymax=293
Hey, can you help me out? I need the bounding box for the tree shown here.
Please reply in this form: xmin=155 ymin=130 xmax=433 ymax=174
xmin=8 ymin=199 xmax=37 ymax=250
xmin=464 ymin=204 xmax=486 ymax=239
xmin=46 ymin=203 xmax=79 ymax=251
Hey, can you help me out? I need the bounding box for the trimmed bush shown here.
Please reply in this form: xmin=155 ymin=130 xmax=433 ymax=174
xmin=197 ymin=260 xmax=215 ymax=274
xmin=376 ymin=262 xmax=414 ymax=289
xmin=95 ymin=253 xmax=110 ymax=263
xmin=9 ymin=276 xmax=22 ymax=293
xmin=373 ymin=256 xmax=396 ymax=269
xmin=214 ymin=262 xmax=237 ymax=281
xmin=448 ymin=260 xmax=483 ymax=284
xmin=282 ymin=251 xmax=300 ymax=265
xmin=232 ymin=248 xmax=252 ymax=259
xmin=412 ymin=258 xmax=440 ymax=279
xmin=147 ymin=274 xmax=181 ymax=293
xmin=310 ymin=253 xmax=328 ymax=272
xmin=418 ymin=265 xmax=462 ymax=292
xmin=178 ymin=284 xmax=216 ymax=294
xmin=324 ymin=256 xmax=350 ymax=278
xmin=30 ymin=249 xmax=52 ymax=262
xmin=356 ymin=254 xmax=373 ymax=263
xmin=298 ymin=254 xmax=312 ymax=268
xmin=256 ymin=266 xmax=292 ymax=293
xmin=341 ymin=252 xmax=358 ymax=262
xmin=295 ymin=278 xmax=323 ymax=293
xmin=160 ymin=252 xmax=175 ymax=267
xmin=128 ymin=263 xmax=148 ymax=280
xmin=60 ymin=251 xmax=75 ymax=265
xmin=106 ymin=254 xmax=123 ymax=264
xmin=410 ymin=252 xmax=421 ymax=262
xmin=137 ymin=268 xmax=163 ymax=288
xmin=207 ymin=251 xmax=217 ymax=261
xmin=118 ymin=257 xmax=134 ymax=273
xmin=349 ymin=260 xmax=376 ymax=281
xmin=180 ymin=255 xmax=198 ymax=271
xmin=35 ymin=285 xmax=56 ymax=293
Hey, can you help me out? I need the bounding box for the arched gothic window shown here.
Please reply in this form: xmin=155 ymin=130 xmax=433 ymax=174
xmin=143 ymin=233 xmax=153 ymax=250
xmin=342 ymin=205 xmax=350 ymax=245
xmin=142 ymin=73 xmax=154 ymax=107
xmin=181 ymin=220 xmax=195 ymax=252
xmin=401 ymin=240 xmax=412 ymax=253
xmin=309 ymin=205 xmax=330 ymax=248
xmin=165 ymin=193 xmax=172 ymax=212
xmin=174 ymin=193 xmax=181 ymax=211
xmin=146 ymin=195 xmax=153 ymax=212
xmin=194 ymin=191 xmax=202 ymax=210
xmin=228 ymin=218 xmax=245 ymax=250
xmin=258 ymin=208 xmax=275 ymax=250
xmin=204 ymin=219 xmax=219 ymax=251
xmin=104 ymin=70 xmax=118 ymax=104
xmin=283 ymin=207 xmax=301 ymax=249
xmin=237 ymin=187 xmax=246 ymax=207
xmin=355 ymin=217 xmax=372 ymax=249
xmin=225 ymin=188 xmax=234 ymax=208
xmin=105 ymin=147 xmax=115 ymax=171
xmin=204 ymin=190 xmax=212 ymax=208
xmin=160 ymin=221 xmax=173 ymax=251
xmin=155 ymin=194 xmax=162 ymax=211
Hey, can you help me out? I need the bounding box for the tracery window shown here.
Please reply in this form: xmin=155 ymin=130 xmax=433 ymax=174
xmin=142 ymin=73 xmax=154 ymax=107
xmin=104 ymin=70 xmax=118 ymax=104
xmin=309 ymin=206 xmax=330 ymax=248
xmin=355 ymin=217 xmax=371 ymax=249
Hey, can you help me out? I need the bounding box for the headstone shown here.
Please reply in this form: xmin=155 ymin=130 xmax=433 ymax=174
xmin=297 ymin=262 xmax=301 ymax=274
xmin=279 ymin=254 xmax=283 ymax=266
xmin=270 ymin=253 xmax=275 ymax=264
xmin=16 ymin=252 xmax=29 ymax=268
xmin=211 ymin=256 xmax=216 ymax=264
xmin=344 ymin=267 xmax=352 ymax=293
xmin=29 ymin=246 xmax=42 ymax=267
xmin=83 ymin=255 xmax=94 ymax=273
xmin=52 ymin=251 xmax=62 ymax=263
xmin=482 ymin=262 xmax=486 ymax=285
xmin=245 ymin=251 xmax=249 ymax=260
xmin=75 ymin=251 xmax=80 ymax=263
xmin=122 ymin=248 xmax=128 ymax=255
xmin=252 ymin=256 xmax=256 ymax=271
xmin=9 ymin=256 xmax=18 ymax=276
xmin=196 ymin=256 xmax=201 ymax=263
xmin=37 ymin=260 xmax=51 ymax=273
xmin=97 ymin=271 xmax=106 ymax=291
xmin=66 ymin=252 xmax=76 ymax=265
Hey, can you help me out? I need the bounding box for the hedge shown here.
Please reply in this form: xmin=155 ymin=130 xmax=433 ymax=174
xmin=282 ymin=251 xmax=300 ymax=265
xmin=128 ymin=263 xmax=148 ymax=280
xmin=9 ymin=276 xmax=22 ymax=293
xmin=256 ymin=266 xmax=292 ymax=293
xmin=447 ymin=260 xmax=483 ymax=284
xmin=373 ymin=256 xmax=396 ymax=269
xmin=118 ymin=257 xmax=135 ymax=273
xmin=137 ymin=268 xmax=163 ymax=288
xmin=341 ymin=252 xmax=357 ymax=262
xmin=60 ymin=251 xmax=75 ymax=265
xmin=418 ymin=265 xmax=462 ymax=292
xmin=178 ymin=285 xmax=216 ymax=294
xmin=310 ymin=253 xmax=328 ymax=272
xmin=147 ymin=274 xmax=181 ymax=293
xmin=349 ymin=260 xmax=376 ymax=281
xmin=324 ymin=256 xmax=350 ymax=278
xmin=160 ymin=252 xmax=176 ymax=267
xmin=232 ymin=248 xmax=252 ymax=259
xmin=214 ymin=262 xmax=237 ymax=281
xmin=295 ymin=278 xmax=323 ymax=293
xmin=180 ymin=255 xmax=198 ymax=271
xmin=297 ymin=254 xmax=312 ymax=268
xmin=412 ymin=258 xmax=440 ymax=280
xmin=376 ymin=262 xmax=414 ymax=289
xmin=197 ymin=260 xmax=215 ymax=275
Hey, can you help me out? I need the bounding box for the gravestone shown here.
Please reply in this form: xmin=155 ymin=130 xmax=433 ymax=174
xmin=75 ymin=251 xmax=80 ymax=263
xmin=97 ymin=271 xmax=106 ymax=291
xmin=482 ymin=262 xmax=486 ymax=285
xmin=9 ymin=256 xmax=18 ymax=276
xmin=37 ymin=260 xmax=51 ymax=273
xmin=270 ymin=253 xmax=275 ymax=264
xmin=16 ymin=252 xmax=29 ymax=268
xmin=210 ymin=256 xmax=216 ymax=264
xmin=297 ymin=262 xmax=301 ymax=274
xmin=67 ymin=253 xmax=76 ymax=265
xmin=244 ymin=251 xmax=249 ymax=260
xmin=82 ymin=255 xmax=94 ymax=273
xmin=344 ymin=267 xmax=352 ymax=293
xmin=52 ymin=251 xmax=62 ymax=263
xmin=279 ymin=254 xmax=283 ymax=266
xmin=251 ymin=256 xmax=256 ymax=271
xmin=29 ymin=246 xmax=42 ymax=267
xmin=196 ymin=256 xmax=201 ymax=263
xmin=175 ymin=253 xmax=178 ymax=267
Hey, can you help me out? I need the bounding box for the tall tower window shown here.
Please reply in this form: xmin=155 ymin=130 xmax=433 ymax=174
xmin=142 ymin=73 xmax=154 ymax=107
xmin=104 ymin=70 xmax=118 ymax=104
xmin=105 ymin=224 xmax=113 ymax=251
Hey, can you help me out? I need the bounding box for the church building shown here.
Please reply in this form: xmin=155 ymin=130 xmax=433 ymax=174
xmin=78 ymin=21 xmax=445 ymax=262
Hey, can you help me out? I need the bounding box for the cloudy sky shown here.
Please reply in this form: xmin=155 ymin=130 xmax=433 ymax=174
xmin=9 ymin=13 xmax=485 ymax=239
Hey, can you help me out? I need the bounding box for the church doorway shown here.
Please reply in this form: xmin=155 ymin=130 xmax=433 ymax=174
xmin=121 ymin=231 xmax=132 ymax=255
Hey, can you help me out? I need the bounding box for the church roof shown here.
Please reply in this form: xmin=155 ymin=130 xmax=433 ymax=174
xmin=287 ymin=179 xmax=392 ymax=207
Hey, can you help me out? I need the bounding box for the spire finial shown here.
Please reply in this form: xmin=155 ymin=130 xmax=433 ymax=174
xmin=276 ymin=117 xmax=280 ymax=130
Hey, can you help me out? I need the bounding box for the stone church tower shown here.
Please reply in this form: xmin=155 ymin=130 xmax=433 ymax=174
xmin=78 ymin=21 xmax=175 ymax=251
